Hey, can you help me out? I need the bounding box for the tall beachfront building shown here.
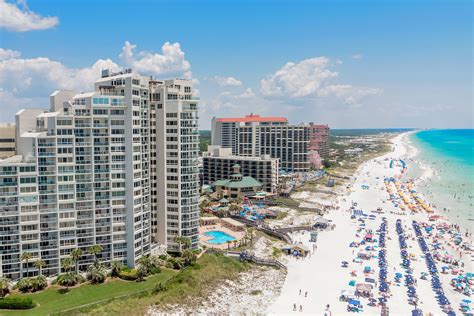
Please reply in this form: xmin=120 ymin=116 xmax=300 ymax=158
xmin=211 ymin=114 xmax=310 ymax=172
xmin=0 ymin=69 xmax=199 ymax=280
xmin=211 ymin=114 xmax=288 ymax=155
xmin=148 ymin=79 xmax=200 ymax=252
xmin=308 ymin=123 xmax=330 ymax=159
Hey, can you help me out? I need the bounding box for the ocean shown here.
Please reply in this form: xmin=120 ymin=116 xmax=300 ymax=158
xmin=409 ymin=129 xmax=474 ymax=229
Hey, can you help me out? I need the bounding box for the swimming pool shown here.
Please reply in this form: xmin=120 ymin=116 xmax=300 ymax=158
xmin=204 ymin=230 xmax=236 ymax=244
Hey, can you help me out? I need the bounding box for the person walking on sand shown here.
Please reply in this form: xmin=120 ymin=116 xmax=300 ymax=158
xmin=324 ymin=304 xmax=332 ymax=316
xmin=293 ymin=303 xmax=296 ymax=311
xmin=299 ymin=305 xmax=302 ymax=312
xmin=299 ymin=289 xmax=302 ymax=295
xmin=305 ymin=291 xmax=308 ymax=297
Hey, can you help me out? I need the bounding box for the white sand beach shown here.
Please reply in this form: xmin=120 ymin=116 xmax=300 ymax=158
xmin=268 ymin=133 xmax=473 ymax=315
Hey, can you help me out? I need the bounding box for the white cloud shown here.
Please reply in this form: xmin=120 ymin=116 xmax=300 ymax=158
xmin=0 ymin=56 xmax=120 ymax=95
xmin=0 ymin=53 xmax=120 ymax=118
xmin=0 ymin=0 xmax=59 ymax=32
xmin=212 ymin=76 xmax=242 ymax=87
xmin=318 ymin=84 xmax=382 ymax=106
xmin=0 ymin=41 xmax=197 ymax=120
xmin=221 ymin=88 xmax=255 ymax=99
xmin=0 ymin=48 xmax=21 ymax=60
xmin=120 ymin=41 xmax=192 ymax=79
xmin=260 ymin=56 xmax=380 ymax=105
xmin=352 ymin=53 xmax=363 ymax=60
xmin=261 ymin=57 xmax=338 ymax=98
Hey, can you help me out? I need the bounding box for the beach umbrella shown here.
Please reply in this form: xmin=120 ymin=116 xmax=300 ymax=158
xmin=349 ymin=280 xmax=356 ymax=286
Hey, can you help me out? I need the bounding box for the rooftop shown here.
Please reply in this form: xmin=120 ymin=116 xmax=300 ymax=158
xmin=212 ymin=176 xmax=262 ymax=189
xmin=216 ymin=114 xmax=288 ymax=123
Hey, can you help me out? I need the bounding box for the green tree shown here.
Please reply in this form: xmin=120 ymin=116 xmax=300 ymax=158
xmin=57 ymin=272 xmax=75 ymax=292
xmin=61 ymin=257 xmax=73 ymax=273
xmin=199 ymin=199 xmax=211 ymax=212
xmin=226 ymin=240 xmax=232 ymax=250
xmin=0 ymin=277 xmax=10 ymax=297
xmin=110 ymin=260 xmax=122 ymax=278
xmin=137 ymin=255 xmax=152 ymax=274
xmin=87 ymin=263 xmax=106 ymax=284
xmin=174 ymin=236 xmax=191 ymax=252
xmin=21 ymin=252 xmax=33 ymax=277
xmin=34 ymin=259 xmax=46 ymax=277
xmin=89 ymin=245 xmax=103 ymax=263
xmin=228 ymin=203 xmax=241 ymax=215
xmin=182 ymin=249 xmax=197 ymax=266
xmin=136 ymin=264 xmax=148 ymax=281
xmin=322 ymin=159 xmax=332 ymax=168
xmin=70 ymin=248 xmax=83 ymax=273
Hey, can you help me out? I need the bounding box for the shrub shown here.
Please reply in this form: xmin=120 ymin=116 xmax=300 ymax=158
xmin=0 ymin=278 xmax=10 ymax=298
xmin=0 ymin=296 xmax=35 ymax=310
xmin=56 ymin=272 xmax=85 ymax=287
xmin=148 ymin=265 xmax=161 ymax=275
xmin=87 ymin=264 xmax=107 ymax=284
xmin=30 ymin=276 xmax=47 ymax=292
xmin=166 ymin=257 xmax=184 ymax=270
xmin=110 ymin=260 xmax=123 ymax=278
xmin=136 ymin=265 xmax=148 ymax=281
xmin=158 ymin=254 xmax=168 ymax=261
xmin=118 ymin=269 xmax=138 ymax=281
xmin=15 ymin=278 xmax=32 ymax=293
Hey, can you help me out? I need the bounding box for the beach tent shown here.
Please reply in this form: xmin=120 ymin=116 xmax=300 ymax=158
xmin=348 ymin=299 xmax=361 ymax=306
xmin=313 ymin=217 xmax=330 ymax=229
xmin=356 ymin=283 xmax=373 ymax=292
xmin=349 ymin=280 xmax=356 ymax=286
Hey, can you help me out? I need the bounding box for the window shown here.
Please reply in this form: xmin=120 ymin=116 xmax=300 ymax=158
xmin=93 ymin=97 xmax=110 ymax=105
xmin=93 ymin=109 xmax=108 ymax=115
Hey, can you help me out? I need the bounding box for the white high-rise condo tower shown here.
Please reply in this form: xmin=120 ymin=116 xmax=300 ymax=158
xmin=0 ymin=69 xmax=200 ymax=280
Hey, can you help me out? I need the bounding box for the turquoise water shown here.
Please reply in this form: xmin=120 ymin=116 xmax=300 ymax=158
xmin=410 ymin=130 xmax=474 ymax=229
xmin=204 ymin=230 xmax=236 ymax=244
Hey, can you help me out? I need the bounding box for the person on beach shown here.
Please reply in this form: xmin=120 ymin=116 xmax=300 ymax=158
xmin=299 ymin=289 xmax=301 ymax=295
xmin=293 ymin=303 xmax=296 ymax=311
xmin=299 ymin=305 xmax=302 ymax=312
xmin=324 ymin=304 xmax=332 ymax=316
xmin=305 ymin=291 xmax=308 ymax=297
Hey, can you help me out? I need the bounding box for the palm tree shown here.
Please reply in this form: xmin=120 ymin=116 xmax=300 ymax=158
xmin=61 ymin=257 xmax=73 ymax=273
xmin=58 ymin=272 xmax=76 ymax=292
xmin=137 ymin=255 xmax=151 ymax=275
xmin=34 ymin=259 xmax=46 ymax=277
xmin=70 ymin=248 xmax=83 ymax=273
xmin=226 ymin=240 xmax=232 ymax=250
xmin=228 ymin=203 xmax=241 ymax=215
xmin=88 ymin=245 xmax=103 ymax=264
xmin=174 ymin=236 xmax=191 ymax=253
xmin=21 ymin=252 xmax=33 ymax=277
xmin=0 ymin=277 xmax=10 ymax=297
xmin=110 ymin=260 xmax=122 ymax=277
xmin=233 ymin=240 xmax=238 ymax=248
xmin=182 ymin=249 xmax=197 ymax=266
xmin=87 ymin=263 xmax=106 ymax=284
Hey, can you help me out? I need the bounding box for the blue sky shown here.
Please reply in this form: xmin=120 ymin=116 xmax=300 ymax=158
xmin=0 ymin=0 xmax=472 ymax=128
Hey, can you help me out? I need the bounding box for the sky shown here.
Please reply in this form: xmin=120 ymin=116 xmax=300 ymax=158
xmin=0 ymin=0 xmax=472 ymax=129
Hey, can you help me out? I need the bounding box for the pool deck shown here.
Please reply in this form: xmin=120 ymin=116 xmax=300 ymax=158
xmin=199 ymin=224 xmax=245 ymax=249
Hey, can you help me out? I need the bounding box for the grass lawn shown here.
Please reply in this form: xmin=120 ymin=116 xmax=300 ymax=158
xmin=2 ymin=269 xmax=176 ymax=316
xmin=82 ymin=254 xmax=249 ymax=315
